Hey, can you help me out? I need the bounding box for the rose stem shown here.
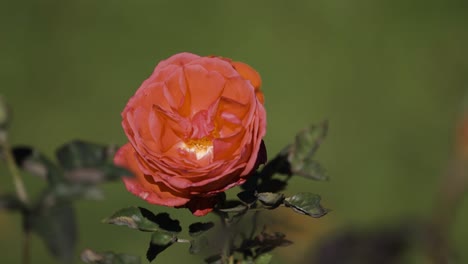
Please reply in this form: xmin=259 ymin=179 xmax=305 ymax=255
xmin=214 ymin=210 xmax=233 ymax=264
xmin=1 ymin=134 xmax=31 ymax=264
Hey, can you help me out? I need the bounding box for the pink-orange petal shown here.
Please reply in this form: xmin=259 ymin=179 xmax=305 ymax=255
xmin=230 ymin=61 xmax=264 ymax=104
xmin=183 ymin=64 xmax=226 ymax=114
xmin=114 ymin=143 xmax=189 ymax=207
xmin=154 ymin=52 xmax=200 ymax=72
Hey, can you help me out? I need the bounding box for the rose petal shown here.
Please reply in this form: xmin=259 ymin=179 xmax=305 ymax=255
xmin=114 ymin=143 xmax=189 ymax=206
xmin=184 ymin=196 xmax=220 ymax=216
xmin=184 ymin=64 xmax=225 ymax=114
xmin=117 ymin=53 xmax=267 ymax=217
xmin=154 ymin=52 xmax=200 ymax=72
xmin=230 ymin=61 xmax=264 ymax=104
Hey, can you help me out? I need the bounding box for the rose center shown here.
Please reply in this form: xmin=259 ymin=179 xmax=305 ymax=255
xmin=180 ymin=137 xmax=214 ymax=160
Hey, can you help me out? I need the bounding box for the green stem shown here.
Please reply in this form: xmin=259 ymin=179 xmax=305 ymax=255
xmin=2 ymin=140 xmax=29 ymax=205
xmin=176 ymin=238 xmax=191 ymax=243
xmin=1 ymin=137 xmax=31 ymax=264
xmin=214 ymin=210 xmax=232 ymax=264
xmin=22 ymin=229 xmax=31 ymax=264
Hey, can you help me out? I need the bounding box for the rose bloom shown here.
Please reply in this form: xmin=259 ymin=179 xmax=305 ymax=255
xmin=114 ymin=52 xmax=267 ymax=216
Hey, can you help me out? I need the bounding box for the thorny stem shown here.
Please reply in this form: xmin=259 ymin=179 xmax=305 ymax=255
xmin=1 ymin=135 xmax=31 ymax=264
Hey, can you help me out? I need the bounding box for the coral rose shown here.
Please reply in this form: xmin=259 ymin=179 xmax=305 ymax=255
xmin=114 ymin=52 xmax=267 ymax=216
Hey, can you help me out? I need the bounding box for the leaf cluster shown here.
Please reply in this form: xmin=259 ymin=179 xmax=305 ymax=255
xmin=1 ymin=140 xmax=130 ymax=263
xmin=82 ymin=206 xmax=215 ymax=263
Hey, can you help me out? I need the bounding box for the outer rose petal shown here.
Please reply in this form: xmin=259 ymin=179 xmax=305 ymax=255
xmin=230 ymin=61 xmax=264 ymax=104
xmin=184 ymin=196 xmax=221 ymax=216
xmin=114 ymin=143 xmax=189 ymax=206
xmin=210 ymin=56 xmax=264 ymax=104
xmin=154 ymin=52 xmax=200 ymax=72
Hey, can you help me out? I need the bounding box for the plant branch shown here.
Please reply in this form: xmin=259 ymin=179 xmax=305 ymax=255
xmin=214 ymin=210 xmax=233 ymax=264
xmin=1 ymin=140 xmax=29 ymax=205
xmin=1 ymin=135 xmax=31 ymax=264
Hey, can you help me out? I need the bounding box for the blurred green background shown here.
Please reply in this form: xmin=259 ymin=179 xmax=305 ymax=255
xmin=1 ymin=0 xmax=468 ymax=263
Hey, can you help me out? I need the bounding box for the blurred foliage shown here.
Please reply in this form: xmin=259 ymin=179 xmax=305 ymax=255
xmin=1 ymin=0 xmax=468 ymax=263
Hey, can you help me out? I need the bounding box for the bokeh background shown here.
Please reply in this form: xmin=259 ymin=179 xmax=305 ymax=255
xmin=1 ymin=0 xmax=468 ymax=263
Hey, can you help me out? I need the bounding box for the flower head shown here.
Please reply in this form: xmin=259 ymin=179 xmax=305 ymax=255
xmin=115 ymin=53 xmax=266 ymax=216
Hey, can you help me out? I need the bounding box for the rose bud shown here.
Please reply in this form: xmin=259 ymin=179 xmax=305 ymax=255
xmin=115 ymin=52 xmax=267 ymax=216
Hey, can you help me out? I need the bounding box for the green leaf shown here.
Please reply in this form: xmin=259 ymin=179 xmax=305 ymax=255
xmin=103 ymin=206 xmax=181 ymax=233
xmin=284 ymin=192 xmax=328 ymax=218
xmin=146 ymin=231 xmax=176 ymax=262
xmin=56 ymin=141 xmax=131 ymax=183
xmin=52 ymin=183 xmax=104 ymax=200
xmin=256 ymin=192 xmax=284 ymax=208
xmin=287 ymin=121 xmax=328 ymax=180
xmin=291 ymin=121 xmax=328 ymax=162
xmin=64 ymin=164 xmax=132 ymax=184
xmin=56 ymin=140 xmax=108 ymax=170
xmin=255 ymin=253 xmax=273 ymax=264
xmin=12 ymin=146 xmax=63 ymax=186
xmin=81 ymin=249 xmax=141 ymax=264
xmin=29 ymin=192 xmax=77 ymax=264
xmin=189 ymin=222 xmax=214 ymax=237
xmin=294 ymin=158 xmax=328 ymax=181
xmin=150 ymin=230 xmax=176 ymax=245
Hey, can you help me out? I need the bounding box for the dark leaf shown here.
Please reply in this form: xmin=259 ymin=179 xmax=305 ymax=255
xmin=241 ymin=172 xmax=261 ymax=191
xmin=205 ymin=255 xmax=223 ymax=264
xmin=103 ymin=207 xmax=181 ymax=233
xmin=189 ymin=236 xmax=209 ymax=254
xmin=81 ymin=248 xmax=141 ymax=264
xmin=53 ymin=183 xmax=104 ymax=200
xmin=146 ymin=231 xmax=176 ymax=262
xmin=254 ymin=231 xmax=293 ymax=255
xmin=242 ymin=153 xmax=289 ymax=191
xmin=12 ymin=146 xmax=63 ymax=185
xmin=238 ymin=230 xmax=292 ymax=258
xmin=189 ymin=222 xmax=215 ymax=237
xmin=284 ymin=192 xmax=328 ymax=218
xmin=29 ymin=192 xmax=77 ymax=264
xmin=257 ymin=179 xmax=288 ymax=193
xmin=0 ymin=193 xmax=23 ymax=211
xmin=217 ymin=200 xmax=247 ymax=213
xmin=56 ymin=140 xmax=108 ymax=170
xmin=256 ymin=193 xmax=284 ymax=208
xmin=150 ymin=212 xmax=182 ymax=233
xmin=237 ymin=190 xmax=257 ymax=205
